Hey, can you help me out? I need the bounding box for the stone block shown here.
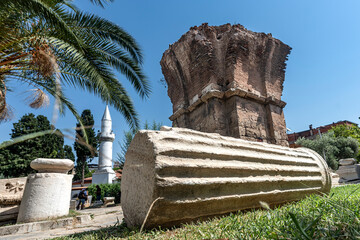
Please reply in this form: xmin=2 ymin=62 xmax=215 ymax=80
xmin=339 ymin=158 xmax=356 ymax=166
xmin=103 ymin=197 xmax=115 ymax=206
xmin=76 ymin=214 xmax=92 ymax=224
xmin=0 ymin=205 xmax=19 ymax=222
xmin=121 ymin=127 xmax=331 ymax=228
xmin=0 ymin=217 xmax=74 ymax=236
xmin=0 ymin=177 xmax=27 ymax=205
xmin=69 ymin=200 xmax=76 ymax=210
xmin=336 ymin=164 xmax=360 ymax=182
xmin=0 ymin=177 xmax=27 ymax=223
xmin=31 ymin=158 xmax=74 ymax=173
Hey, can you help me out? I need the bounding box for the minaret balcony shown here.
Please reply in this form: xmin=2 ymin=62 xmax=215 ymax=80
xmin=99 ymin=133 xmax=115 ymax=141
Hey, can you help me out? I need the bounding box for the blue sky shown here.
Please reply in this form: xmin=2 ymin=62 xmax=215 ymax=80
xmin=2 ymin=0 xmax=360 ymax=163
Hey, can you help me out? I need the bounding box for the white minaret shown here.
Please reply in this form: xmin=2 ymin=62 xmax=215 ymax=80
xmin=92 ymin=105 xmax=116 ymax=184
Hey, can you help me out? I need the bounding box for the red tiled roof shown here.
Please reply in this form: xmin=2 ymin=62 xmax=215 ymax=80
xmin=287 ymin=120 xmax=358 ymax=146
xmin=115 ymin=169 xmax=122 ymax=179
xmin=72 ymin=177 xmax=92 ymax=185
xmin=72 ymin=186 xmax=88 ymax=191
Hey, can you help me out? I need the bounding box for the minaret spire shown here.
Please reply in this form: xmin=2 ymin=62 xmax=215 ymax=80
xmin=92 ymin=105 xmax=116 ymax=184
xmin=102 ymin=105 xmax=111 ymax=121
xmin=100 ymin=105 xmax=113 ymax=137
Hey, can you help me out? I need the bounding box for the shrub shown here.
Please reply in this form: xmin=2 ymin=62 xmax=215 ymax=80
xmin=87 ymin=183 xmax=121 ymax=203
xmin=296 ymin=132 xmax=358 ymax=170
xmin=331 ymin=124 xmax=360 ymax=161
xmin=84 ymin=169 xmax=95 ymax=178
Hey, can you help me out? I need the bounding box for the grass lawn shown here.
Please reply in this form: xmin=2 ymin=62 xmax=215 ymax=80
xmin=57 ymin=185 xmax=360 ymax=239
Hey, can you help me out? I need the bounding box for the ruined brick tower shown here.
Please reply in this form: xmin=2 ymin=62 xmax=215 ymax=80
xmin=160 ymin=23 xmax=291 ymax=146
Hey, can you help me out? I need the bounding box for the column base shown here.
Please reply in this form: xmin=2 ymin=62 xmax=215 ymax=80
xmin=92 ymin=169 xmax=116 ymax=184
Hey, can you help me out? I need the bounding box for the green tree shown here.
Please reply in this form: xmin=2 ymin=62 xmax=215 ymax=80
xmin=74 ymin=160 xmax=90 ymax=181
xmin=330 ymin=124 xmax=360 ymax=160
xmin=0 ymin=113 xmax=65 ymax=177
xmin=296 ymin=132 xmax=358 ymax=170
xmin=63 ymin=144 xmax=75 ymax=161
xmin=74 ymin=109 xmax=98 ymax=185
xmin=0 ymin=0 xmax=150 ymax=130
xmin=116 ymin=120 xmax=162 ymax=168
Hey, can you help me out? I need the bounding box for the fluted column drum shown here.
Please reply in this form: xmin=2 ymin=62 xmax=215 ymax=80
xmin=121 ymin=127 xmax=331 ymax=228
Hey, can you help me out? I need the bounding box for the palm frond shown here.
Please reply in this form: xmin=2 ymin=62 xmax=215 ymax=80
xmin=50 ymin=37 xmax=140 ymax=129
xmin=0 ymin=0 xmax=83 ymax=51
xmin=26 ymin=88 xmax=50 ymax=109
xmin=0 ymin=0 xmax=148 ymax=132
xmin=70 ymin=12 xmax=143 ymax=64
xmin=0 ymin=104 xmax=13 ymax=122
xmin=88 ymin=0 xmax=114 ymax=8
xmin=84 ymin=42 xmax=150 ymax=99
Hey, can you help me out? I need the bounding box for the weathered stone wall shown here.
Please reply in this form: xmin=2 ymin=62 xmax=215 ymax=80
xmin=121 ymin=127 xmax=331 ymax=228
xmin=161 ymin=23 xmax=291 ymax=146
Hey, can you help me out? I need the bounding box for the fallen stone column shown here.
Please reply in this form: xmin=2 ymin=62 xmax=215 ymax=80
xmin=121 ymin=127 xmax=331 ymax=228
xmin=17 ymin=158 xmax=74 ymax=223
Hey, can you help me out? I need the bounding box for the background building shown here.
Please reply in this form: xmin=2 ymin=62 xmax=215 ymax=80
xmin=287 ymin=120 xmax=358 ymax=147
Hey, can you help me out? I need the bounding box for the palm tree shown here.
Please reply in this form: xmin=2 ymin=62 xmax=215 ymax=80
xmin=0 ymin=0 xmax=150 ymax=130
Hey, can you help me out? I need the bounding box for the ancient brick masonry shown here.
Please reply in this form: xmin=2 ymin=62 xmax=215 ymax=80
xmin=161 ymin=23 xmax=291 ymax=146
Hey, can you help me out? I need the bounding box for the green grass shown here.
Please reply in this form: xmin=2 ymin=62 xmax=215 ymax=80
xmin=51 ymin=209 xmax=81 ymax=220
xmin=67 ymin=209 xmax=82 ymax=218
xmin=56 ymin=185 xmax=360 ymax=239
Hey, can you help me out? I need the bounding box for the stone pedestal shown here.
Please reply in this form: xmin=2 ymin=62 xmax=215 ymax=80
xmin=121 ymin=127 xmax=331 ymax=228
xmin=336 ymin=158 xmax=360 ymax=183
xmin=92 ymin=170 xmax=115 ymax=185
xmin=69 ymin=200 xmax=76 ymax=210
xmin=17 ymin=158 xmax=74 ymax=223
xmin=161 ymin=23 xmax=291 ymax=146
